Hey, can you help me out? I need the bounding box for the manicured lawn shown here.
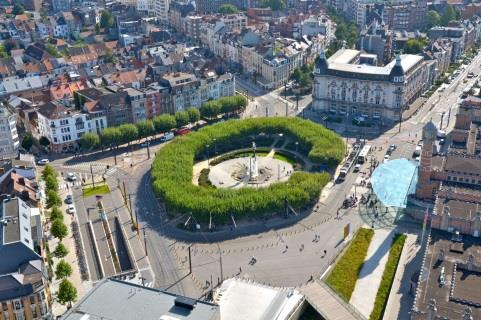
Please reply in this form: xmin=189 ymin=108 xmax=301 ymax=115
xmin=369 ymin=234 xmax=407 ymax=320
xmin=82 ymin=184 xmax=110 ymax=197
xmin=325 ymin=228 xmax=374 ymax=301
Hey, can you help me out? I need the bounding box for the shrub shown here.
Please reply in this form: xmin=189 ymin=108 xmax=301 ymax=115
xmin=326 ymin=228 xmax=374 ymax=301
xmin=151 ymin=117 xmax=344 ymax=221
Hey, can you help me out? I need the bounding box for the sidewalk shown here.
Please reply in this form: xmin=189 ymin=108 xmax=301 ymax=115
xmin=350 ymin=229 xmax=395 ymax=318
xmin=49 ymin=181 xmax=92 ymax=316
xmin=383 ymin=234 xmax=421 ymax=320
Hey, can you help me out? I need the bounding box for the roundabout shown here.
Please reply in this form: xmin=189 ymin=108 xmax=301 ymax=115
xmin=151 ymin=117 xmax=345 ymax=223
xmin=208 ymin=145 xmax=294 ymax=189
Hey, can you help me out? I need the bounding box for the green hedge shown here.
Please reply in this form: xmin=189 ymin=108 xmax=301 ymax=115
xmin=326 ymin=228 xmax=374 ymax=301
xmin=151 ymin=117 xmax=344 ymax=221
xmin=370 ymin=234 xmax=406 ymax=320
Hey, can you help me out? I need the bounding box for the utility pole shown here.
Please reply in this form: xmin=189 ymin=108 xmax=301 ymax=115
xmin=266 ymin=106 xmax=268 ymax=117
xmin=398 ymin=108 xmax=402 ymax=133
xmin=147 ymin=141 xmax=151 ymax=159
xmin=90 ymin=164 xmax=95 ymax=187
xmin=296 ymin=95 xmax=299 ymax=111
xmin=143 ymin=228 xmax=148 ymax=256
xmin=188 ymin=245 xmax=192 ymax=274
xmin=285 ymin=82 xmax=288 ymax=117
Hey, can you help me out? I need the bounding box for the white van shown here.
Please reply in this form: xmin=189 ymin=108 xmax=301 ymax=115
xmin=160 ymin=132 xmax=174 ymax=142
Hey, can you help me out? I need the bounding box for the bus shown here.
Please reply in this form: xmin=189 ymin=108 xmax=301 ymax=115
xmin=357 ymin=145 xmax=371 ymax=164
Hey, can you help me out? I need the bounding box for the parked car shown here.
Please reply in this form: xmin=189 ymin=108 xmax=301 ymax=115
xmin=140 ymin=140 xmax=150 ymax=147
xmin=37 ymin=159 xmax=49 ymax=165
xmin=67 ymin=205 xmax=76 ymax=215
xmin=65 ymin=195 xmax=73 ymax=204
xmin=67 ymin=172 xmax=76 ymax=181
xmin=175 ymin=128 xmax=191 ymax=136
xmin=389 ymin=144 xmax=396 ymax=152
xmin=160 ymin=132 xmax=174 ymax=142
xmin=353 ymin=164 xmax=361 ymax=172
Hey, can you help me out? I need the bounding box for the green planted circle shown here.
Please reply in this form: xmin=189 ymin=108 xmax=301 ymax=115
xmin=151 ymin=117 xmax=344 ymax=222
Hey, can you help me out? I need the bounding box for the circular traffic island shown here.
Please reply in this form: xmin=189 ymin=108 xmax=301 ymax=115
xmin=151 ymin=117 xmax=344 ymax=223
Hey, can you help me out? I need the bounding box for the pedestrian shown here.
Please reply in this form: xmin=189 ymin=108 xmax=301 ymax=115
xmin=239 ymin=267 xmax=242 ymax=273
xmin=323 ymin=249 xmax=327 ymax=256
xmin=285 ymin=245 xmax=288 ymax=250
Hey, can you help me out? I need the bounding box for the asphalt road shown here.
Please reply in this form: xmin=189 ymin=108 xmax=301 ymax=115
xmin=46 ymin=51 xmax=481 ymax=300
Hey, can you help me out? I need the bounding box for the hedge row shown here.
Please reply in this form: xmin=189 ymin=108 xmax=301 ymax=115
xmin=151 ymin=117 xmax=344 ymax=221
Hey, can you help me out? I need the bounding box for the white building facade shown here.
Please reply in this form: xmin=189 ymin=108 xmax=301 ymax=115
xmin=0 ymin=105 xmax=19 ymax=158
xmin=36 ymin=102 xmax=107 ymax=152
xmin=312 ymin=49 xmax=429 ymax=124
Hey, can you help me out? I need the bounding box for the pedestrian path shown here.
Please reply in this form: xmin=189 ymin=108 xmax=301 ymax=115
xmin=350 ymin=229 xmax=394 ymax=318
xmin=300 ymin=281 xmax=363 ymax=320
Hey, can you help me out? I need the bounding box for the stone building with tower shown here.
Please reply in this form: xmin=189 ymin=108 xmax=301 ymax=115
xmin=413 ymin=97 xmax=481 ymax=237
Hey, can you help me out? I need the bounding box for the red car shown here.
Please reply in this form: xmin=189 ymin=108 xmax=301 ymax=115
xmin=175 ymin=128 xmax=191 ymax=136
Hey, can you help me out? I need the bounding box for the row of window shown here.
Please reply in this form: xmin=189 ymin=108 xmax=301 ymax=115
xmin=447 ymin=176 xmax=481 ymax=184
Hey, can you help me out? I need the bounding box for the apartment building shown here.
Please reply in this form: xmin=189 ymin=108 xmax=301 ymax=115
xmin=36 ymin=100 xmax=107 ymax=152
xmin=0 ymin=197 xmax=51 ymax=320
xmin=0 ymin=105 xmax=19 ymax=158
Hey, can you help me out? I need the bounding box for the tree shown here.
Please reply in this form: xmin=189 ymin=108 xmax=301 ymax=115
xmin=42 ymin=164 xmax=57 ymax=180
xmin=426 ymin=10 xmax=441 ymax=30
xmin=12 ymin=2 xmax=25 ymax=15
xmin=3 ymin=39 xmax=17 ymax=55
xmin=45 ymin=44 xmax=62 ymax=58
xmin=186 ymin=107 xmax=201 ymax=123
xmin=441 ymin=5 xmax=458 ymax=26
xmin=118 ymin=124 xmax=138 ymax=144
xmin=57 ymin=279 xmax=77 ymax=307
xmin=200 ymin=101 xmax=221 ymax=119
xmin=175 ymin=111 xmax=190 ymax=127
xmin=404 ymin=38 xmax=426 ymax=54
xmin=153 ymin=114 xmax=177 ymax=133
xmin=45 ymin=175 xmax=59 ymax=193
xmin=54 ymin=243 xmax=69 ymax=258
xmin=100 ymin=11 xmax=114 ymax=29
xmin=21 ymin=133 xmax=33 ymax=151
xmin=136 ymin=120 xmax=155 ymax=138
xmin=103 ymin=48 xmax=117 ymax=64
xmin=39 ymin=136 xmax=51 ymax=148
xmin=49 ymin=206 xmax=63 ymax=222
xmin=218 ymin=4 xmax=238 ymax=13
xmin=46 ymin=190 xmax=62 ymax=208
xmin=260 ymin=0 xmax=285 ymax=10
xmin=79 ymin=133 xmax=100 ymax=151
xmin=100 ymin=127 xmax=121 ymax=148
xmin=51 ymin=219 xmax=68 ymax=240
xmin=55 ymin=259 xmax=73 ymax=279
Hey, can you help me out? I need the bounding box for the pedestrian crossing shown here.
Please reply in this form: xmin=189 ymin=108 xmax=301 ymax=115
xmin=59 ymin=162 xmax=122 ymax=180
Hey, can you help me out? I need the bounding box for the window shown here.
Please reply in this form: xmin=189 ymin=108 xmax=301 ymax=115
xmin=29 ymin=296 xmax=35 ymax=304
xmin=13 ymin=301 xmax=21 ymax=310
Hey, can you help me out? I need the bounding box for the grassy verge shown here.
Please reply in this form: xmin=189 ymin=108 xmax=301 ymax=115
xmin=369 ymin=234 xmax=407 ymax=320
xmin=83 ymin=184 xmax=110 ymax=197
xmin=325 ymin=228 xmax=374 ymax=301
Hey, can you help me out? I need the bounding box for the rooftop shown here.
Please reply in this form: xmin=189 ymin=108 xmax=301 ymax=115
xmin=61 ymin=278 xmax=220 ymax=320
xmin=214 ymin=278 xmax=304 ymax=320
xmin=412 ymin=231 xmax=481 ymax=319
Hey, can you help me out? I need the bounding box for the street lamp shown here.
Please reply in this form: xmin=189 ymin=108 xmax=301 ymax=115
xmin=295 ymin=141 xmax=299 ymax=156
xmin=206 ymin=144 xmax=210 ymax=166
xmin=213 ymin=138 xmax=217 ymax=155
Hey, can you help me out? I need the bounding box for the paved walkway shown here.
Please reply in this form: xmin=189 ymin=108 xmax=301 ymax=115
xmin=300 ymin=281 xmax=362 ymax=320
xmin=350 ymin=229 xmax=395 ymax=318
xmin=383 ymin=233 xmax=421 ymax=320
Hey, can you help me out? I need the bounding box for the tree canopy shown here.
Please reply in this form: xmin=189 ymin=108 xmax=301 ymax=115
xmin=218 ymin=4 xmax=239 ymax=14
xmin=186 ymin=107 xmax=201 ymax=123
xmin=55 ymin=259 xmax=73 ymax=279
xmin=21 ymin=133 xmax=33 ymax=151
xmin=79 ymin=132 xmax=100 ymax=151
xmin=46 ymin=190 xmax=62 ymax=208
xmin=100 ymin=10 xmax=114 ymax=29
xmin=175 ymin=111 xmax=190 ymax=127
xmin=441 ymin=5 xmax=459 ymax=26
xmin=39 ymin=136 xmax=51 ymax=147
xmin=118 ymin=124 xmax=138 ymax=144
xmin=51 ymin=219 xmax=68 ymax=240
xmin=12 ymin=2 xmax=25 ymax=15
xmin=260 ymin=0 xmax=285 ymax=11
xmin=57 ymin=279 xmax=77 ymax=306
xmin=54 ymin=242 xmax=69 ymax=258
xmin=153 ymin=114 xmax=177 ymax=133
xmin=426 ymin=10 xmax=441 ymax=30
xmin=404 ymin=38 xmax=428 ymax=54
xmin=136 ymin=120 xmax=155 ymax=138
xmin=100 ymin=127 xmax=121 ymax=148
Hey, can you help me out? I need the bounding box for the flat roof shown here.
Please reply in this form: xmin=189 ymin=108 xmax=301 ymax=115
xmin=2 ymin=199 xmax=20 ymax=244
xmin=61 ymin=278 xmax=219 ymax=320
xmin=214 ymin=278 xmax=303 ymax=320
xmin=328 ymin=49 xmax=359 ymax=64
xmin=435 ymin=198 xmax=481 ymax=220
xmin=412 ymin=231 xmax=481 ymax=319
